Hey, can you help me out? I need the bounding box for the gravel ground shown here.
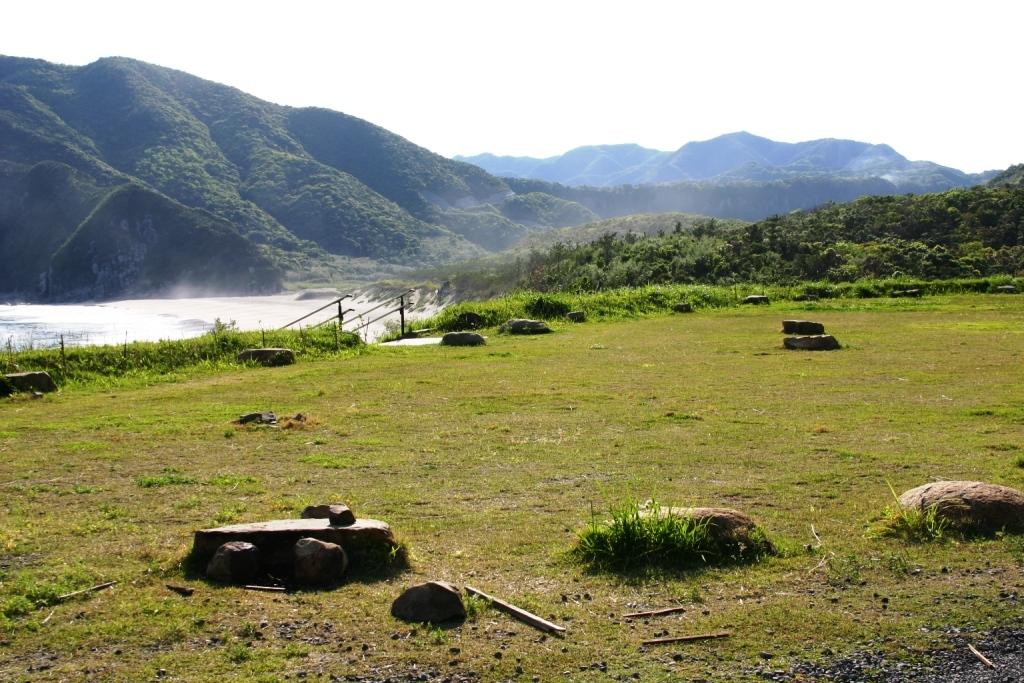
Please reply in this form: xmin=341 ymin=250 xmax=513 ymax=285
xmin=753 ymin=627 xmax=1024 ymax=682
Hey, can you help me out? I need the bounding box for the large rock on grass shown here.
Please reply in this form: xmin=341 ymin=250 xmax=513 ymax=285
xmin=499 ymin=318 xmax=552 ymax=334
xmin=4 ymin=371 xmax=57 ymax=393
xmin=294 ymin=537 xmax=348 ymax=586
xmin=237 ymin=348 xmax=296 ymax=366
xmin=206 ymin=541 xmax=261 ymax=583
xmin=782 ymin=320 xmax=825 ymax=335
xmin=440 ymin=332 xmax=485 ymax=346
xmin=784 ymin=335 xmax=840 ymax=351
xmin=301 ymin=504 xmax=356 ymax=526
xmin=391 ymin=581 xmax=466 ymax=623
xmin=898 ymin=481 xmax=1024 ymax=532
xmin=742 ymin=295 xmax=770 ymax=305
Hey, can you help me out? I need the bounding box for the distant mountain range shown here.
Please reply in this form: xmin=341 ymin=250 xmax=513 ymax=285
xmin=457 ymin=133 xmax=994 ymax=190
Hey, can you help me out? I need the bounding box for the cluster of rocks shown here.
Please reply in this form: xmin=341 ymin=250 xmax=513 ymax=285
xmin=192 ymin=503 xmax=399 ymax=587
xmin=440 ymin=317 xmax=555 ymax=347
xmin=781 ymin=319 xmax=840 ymax=351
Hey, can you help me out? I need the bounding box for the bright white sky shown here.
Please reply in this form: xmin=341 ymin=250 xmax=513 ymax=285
xmin=3 ymin=0 xmax=1021 ymax=172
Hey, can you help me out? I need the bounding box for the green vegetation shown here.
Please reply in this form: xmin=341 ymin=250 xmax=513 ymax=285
xmin=869 ymin=485 xmax=951 ymax=543
xmin=3 ymin=321 xmax=362 ymax=387
xmin=423 ymin=184 xmax=1023 ymax=297
xmin=2 ymin=294 xmax=1024 ymax=680
xmin=572 ymin=500 xmax=773 ymax=572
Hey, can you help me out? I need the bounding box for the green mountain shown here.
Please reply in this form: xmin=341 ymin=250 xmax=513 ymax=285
xmin=0 ymin=55 xmax=594 ymax=300
xmin=49 ymin=184 xmax=283 ymax=300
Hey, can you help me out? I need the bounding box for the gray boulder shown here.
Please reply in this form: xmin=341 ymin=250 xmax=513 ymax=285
xmin=206 ymin=541 xmax=261 ymax=584
xmin=391 ymin=581 xmax=466 ymax=623
xmin=996 ymin=285 xmax=1017 ymax=293
xmin=781 ymin=320 xmax=825 ymax=335
xmin=4 ymin=371 xmax=57 ymax=393
xmin=566 ymin=311 xmax=587 ymax=322
xmin=892 ymin=289 xmax=922 ymax=298
xmin=499 ymin=318 xmax=552 ymax=334
xmin=783 ymin=335 xmax=840 ymax=351
xmin=742 ymin=295 xmax=770 ymax=305
xmin=293 ymin=537 xmax=348 ymax=586
xmin=898 ymin=481 xmax=1024 ymax=532
xmin=301 ymin=504 xmax=356 ymax=526
xmin=441 ymin=332 xmax=485 ymax=346
xmin=237 ymin=348 xmax=296 ymax=366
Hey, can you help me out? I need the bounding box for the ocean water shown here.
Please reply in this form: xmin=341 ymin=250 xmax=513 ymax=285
xmin=0 ymin=291 xmax=436 ymax=350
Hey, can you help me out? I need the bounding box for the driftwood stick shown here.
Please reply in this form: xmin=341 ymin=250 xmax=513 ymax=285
xmin=165 ymin=584 xmax=195 ymax=597
xmin=56 ymin=581 xmax=117 ymax=602
xmin=465 ymin=585 xmax=566 ymax=635
xmin=41 ymin=610 xmax=55 ymax=624
xmin=623 ymin=606 xmax=687 ymax=619
xmin=243 ymin=585 xmax=286 ymax=593
xmin=967 ymin=643 xmax=995 ymax=668
xmin=642 ymin=631 xmax=731 ymax=646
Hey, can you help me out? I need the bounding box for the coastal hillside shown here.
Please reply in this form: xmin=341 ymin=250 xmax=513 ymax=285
xmin=0 ymin=55 xmax=593 ymax=299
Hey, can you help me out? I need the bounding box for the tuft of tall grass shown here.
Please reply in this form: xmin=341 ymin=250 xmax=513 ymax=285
xmin=571 ymin=500 xmax=773 ymax=572
xmin=869 ymin=483 xmax=951 ymax=543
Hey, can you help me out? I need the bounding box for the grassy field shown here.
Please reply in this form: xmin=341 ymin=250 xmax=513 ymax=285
xmin=2 ymin=294 xmax=1024 ymax=681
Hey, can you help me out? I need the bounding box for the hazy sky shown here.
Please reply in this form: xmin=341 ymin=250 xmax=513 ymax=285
xmin=3 ymin=0 xmax=1021 ymax=172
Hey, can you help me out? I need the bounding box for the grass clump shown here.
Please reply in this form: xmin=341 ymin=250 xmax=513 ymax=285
xmin=136 ymin=468 xmax=197 ymax=489
xmin=869 ymin=484 xmax=950 ymax=543
xmin=571 ymin=500 xmax=772 ymax=572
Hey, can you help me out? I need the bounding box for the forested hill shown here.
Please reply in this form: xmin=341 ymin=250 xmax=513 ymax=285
xmin=491 ymin=184 xmax=1024 ymax=292
xmin=0 ymin=55 xmax=593 ymax=299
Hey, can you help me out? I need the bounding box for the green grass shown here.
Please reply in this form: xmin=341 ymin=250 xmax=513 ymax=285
xmin=2 ymin=292 xmax=1024 ymax=680
xmin=404 ymin=276 xmax=1018 ymax=335
xmin=572 ymin=500 xmax=774 ymax=571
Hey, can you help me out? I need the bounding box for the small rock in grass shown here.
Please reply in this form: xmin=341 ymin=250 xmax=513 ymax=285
xmin=206 ymin=541 xmax=261 ymax=583
xmin=293 ymin=537 xmax=348 ymax=586
xmin=391 ymin=581 xmax=466 ymax=623
xmin=499 ymin=318 xmax=552 ymax=335
xmin=440 ymin=331 xmax=486 ymax=346
xmin=237 ymin=348 xmax=296 ymax=366
xmin=566 ymin=311 xmax=587 ymax=322
xmin=301 ymin=504 xmax=356 ymax=526
xmin=742 ymin=295 xmax=770 ymax=305
xmin=673 ymin=302 xmax=693 ymax=313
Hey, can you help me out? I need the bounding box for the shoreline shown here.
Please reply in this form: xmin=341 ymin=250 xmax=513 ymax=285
xmin=0 ymin=286 xmax=446 ymax=350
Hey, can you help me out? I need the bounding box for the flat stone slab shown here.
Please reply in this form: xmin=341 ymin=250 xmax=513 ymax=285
xmin=4 ymin=371 xmax=57 ymax=393
xmin=193 ymin=518 xmax=397 ymax=576
xmin=782 ymin=320 xmax=825 ymax=335
xmin=784 ymin=334 xmax=840 ymax=351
